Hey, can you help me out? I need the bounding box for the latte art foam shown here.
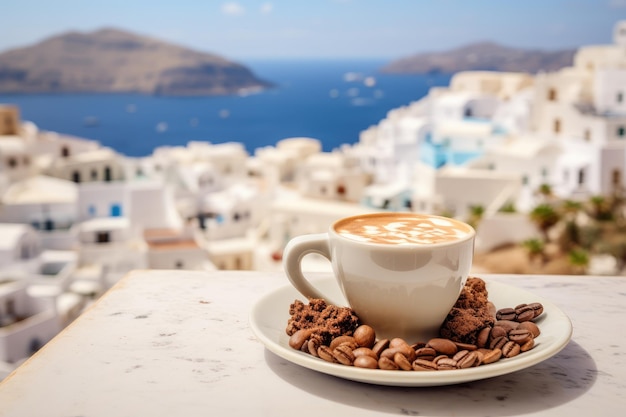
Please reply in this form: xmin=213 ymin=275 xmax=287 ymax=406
xmin=334 ymin=214 xmax=473 ymax=245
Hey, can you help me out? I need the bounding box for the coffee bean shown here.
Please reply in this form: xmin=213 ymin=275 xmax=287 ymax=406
xmin=527 ymin=302 xmax=544 ymax=317
xmin=372 ymin=339 xmax=389 ymax=357
xmin=476 ymin=327 xmax=492 ymax=348
xmin=496 ymin=307 xmax=516 ymax=321
xmin=454 ymin=350 xmax=478 ymax=369
xmin=381 ymin=345 xmax=415 ymax=362
xmin=515 ymin=306 xmax=535 ymax=322
xmin=414 ymin=347 xmax=437 ymax=361
xmin=481 ymin=348 xmax=502 ymax=364
xmin=490 ymin=335 xmax=508 ymax=350
xmin=317 ymin=345 xmax=337 ymax=363
xmin=352 ymin=347 xmax=377 ymax=360
xmin=333 ymin=344 xmax=355 ymax=365
xmin=518 ymin=321 xmax=541 ymax=338
xmin=330 ymin=335 xmax=356 ymax=350
xmin=502 ymin=341 xmax=521 ymax=358
xmin=353 ymin=325 xmax=376 ymax=348
xmin=494 ymin=320 xmax=519 ymax=333
xmin=490 ymin=326 xmax=508 ymax=340
xmin=289 ymin=329 xmax=313 ymax=350
xmin=427 ymin=338 xmax=458 ymax=356
xmin=354 ymin=355 xmax=378 ymax=369
xmin=453 ymin=341 xmax=478 ymax=351
xmin=394 ymin=352 xmax=413 ymax=370
xmin=412 ymin=359 xmax=438 ymax=371
xmin=378 ymin=356 xmax=399 ymax=370
xmin=436 ymin=357 xmax=457 ymax=370
xmin=520 ymin=338 xmax=535 ymax=352
xmin=509 ymin=328 xmax=533 ymax=344
xmin=307 ymin=339 xmax=320 ymax=357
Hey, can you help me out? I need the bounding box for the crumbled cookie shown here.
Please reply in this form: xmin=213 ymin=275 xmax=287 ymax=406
xmin=286 ymin=298 xmax=360 ymax=346
xmin=439 ymin=277 xmax=496 ymax=344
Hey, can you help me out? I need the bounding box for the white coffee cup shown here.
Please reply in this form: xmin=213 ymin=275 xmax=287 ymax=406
xmin=282 ymin=212 xmax=476 ymax=342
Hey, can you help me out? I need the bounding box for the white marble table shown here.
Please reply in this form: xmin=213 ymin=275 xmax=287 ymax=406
xmin=0 ymin=270 xmax=624 ymax=417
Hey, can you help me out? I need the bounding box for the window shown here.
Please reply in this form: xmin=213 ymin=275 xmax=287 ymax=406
xmin=88 ymin=205 xmax=96 ymax=217
xmin=29 ymin=338 xmax=42 ymax=354
xmin=110 ymin=204 xmax=122 ymax=217
xmin=613 ymin=169 xmax=622 ymax=186
xmin=578 ymin=169 xmax=585 ymax=185
xmin=618 ymin=126 xmax=625 ymax=138
xmin=541 ymin=167 xmax=549 ymax=178
xmin=91 ymin=169 xmax=98 ymax=180
xmin=584 ymin=129 xmax=591 ymax=141
xmin=96 ymin=232 xmax=110 ymax=243
xmin=7 ymin=157 xmax=17 ymax=168
xmin=104 ymin=166 xmax=112 ymax=182
xmin=618 ymin=92 xmax=624 ymax=103
xmin=548 ymin=88 xmax=557 ymax=101
xmin=337 ymin=184 xmax=346 ymax=195
xmin=6 ymin=299 xmax=15 ymax=315
xmin=175 ymin=261 xmax=184 ymax=269
xmin=61 ymin=146 xmax=70 ymax=157
xmin=522 ymin=176 xmax=529 ymax=185
xmin=554 ymin=119 xmax=561 ymax=133
xmin=72 ymin=171 xmax=81 ymax=183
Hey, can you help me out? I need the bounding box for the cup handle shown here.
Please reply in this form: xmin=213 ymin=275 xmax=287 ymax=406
xmin=282 ymin=233 xmax=333 ymax=301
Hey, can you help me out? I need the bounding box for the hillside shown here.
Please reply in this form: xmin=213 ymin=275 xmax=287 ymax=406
xmin=380 ymin=42 xmax=576 ymax=74
xmin=0 ymin=28 xmax=272 ymax=96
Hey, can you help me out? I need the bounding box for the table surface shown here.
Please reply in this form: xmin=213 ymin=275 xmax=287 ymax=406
xmin=0 ymin=269 xmax=624 ymax=417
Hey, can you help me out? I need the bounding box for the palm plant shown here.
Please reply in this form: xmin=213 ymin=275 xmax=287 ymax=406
xmin=522 ymin=238 xmax=546 ymax=264
xmin=530 ymin=203 xmax=560 ymax=241
xmin=587 ymin=195 xmax=613 ymax=221
xmin=467 ymin=204 xmax=485 ymax=228
xmin=568 ymin=248 xmax=590 ymax=274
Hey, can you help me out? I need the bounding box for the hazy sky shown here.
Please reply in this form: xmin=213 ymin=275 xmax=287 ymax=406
xmin=2 ymin=0 xmax=626 ymax=60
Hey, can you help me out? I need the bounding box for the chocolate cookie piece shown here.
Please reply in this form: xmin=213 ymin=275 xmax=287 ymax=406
xmin=286 ymin=298 xmax=360 ymax=346
xmin=439 ymin=277 xmax=496 ymax=345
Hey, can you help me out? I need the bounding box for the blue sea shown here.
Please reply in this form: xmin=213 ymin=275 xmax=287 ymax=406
xmin=0 ymin=60 xmax=452 ymax=157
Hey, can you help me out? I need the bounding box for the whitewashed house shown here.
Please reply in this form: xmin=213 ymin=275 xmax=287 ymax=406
xmin=0 ymin=279 xmax=61 ymax=364
xmin=0 ymin=134 xmax=34 ymax=184
xmin=0 ymin=224 xmax=41 ymax=276
xmin=47 ymin=147 xmax=126 ymax=184
xmin=465 ymin=137 xmax=562 ymax=212
xmin=529 ymin=21 xmax=626 ymax=198
xmin=0 ymin=175 xmax=78 ymax=250
xmin=76 ymin=217 xmax=147 ymax=286
xmin=144 ymin=228 xmax=212 ymax=271
xmin=297 ymin=151 xmax=370 ymax=203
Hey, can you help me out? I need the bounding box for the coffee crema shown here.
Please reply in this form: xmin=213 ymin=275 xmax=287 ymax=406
xmin=334 ymin=213 xmax=473 ymax=245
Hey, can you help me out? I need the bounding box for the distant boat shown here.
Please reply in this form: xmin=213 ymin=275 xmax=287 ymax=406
xmin=347 ymin=87 xmax=360 ymax=97
xmin=83 ymin=116 xmax=99 ymax=127
xmin=343 ymin=72 xmax=362 ymax=82
xmin=364 ymin=76 xmax=376 ymax=87
xmin=156 ymin=122 xmax=168 ymax=133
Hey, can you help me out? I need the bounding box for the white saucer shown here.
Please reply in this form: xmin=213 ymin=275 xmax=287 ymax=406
xmin=249 ymin=277 xmax=573 ymax=387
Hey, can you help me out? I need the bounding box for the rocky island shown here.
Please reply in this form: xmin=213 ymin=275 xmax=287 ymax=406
xmin=0 ymin=28 xmax=273 ymax=96
xmin=380 ymin=41 xmax=576 ymax=74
